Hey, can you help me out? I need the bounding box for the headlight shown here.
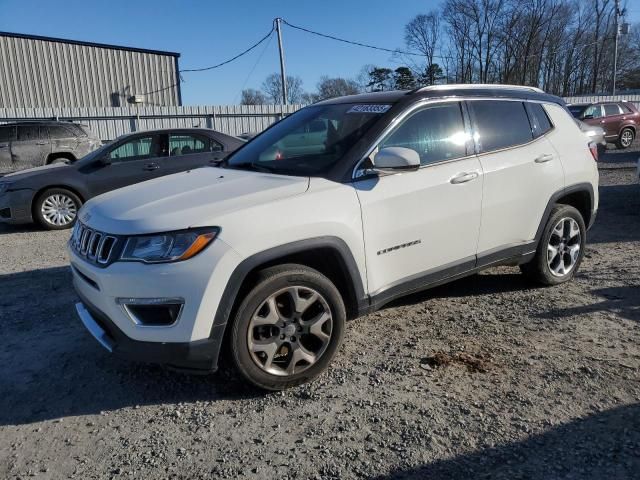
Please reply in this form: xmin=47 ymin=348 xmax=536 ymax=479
xmin=120 ymin=228 xmax=219 ymax=263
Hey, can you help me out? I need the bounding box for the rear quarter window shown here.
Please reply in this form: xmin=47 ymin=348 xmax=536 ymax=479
xmin=526 ymin=103 xmax=553 ymax=138
xmin=48 ymin=125 xmax=75 ymax=139
xmin=470 ymin=100 xmax=533 ymax=153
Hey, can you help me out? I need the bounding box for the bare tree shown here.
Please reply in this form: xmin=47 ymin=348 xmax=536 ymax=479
xmin=261 ymin=73 xmax=305 ymax=104
xmin=404 ymin=12 xmax=441 ymax=84
xmin=240 ymin=88 xmax=267 ymax=105
xmin=315 ymin=76 xmax=360 ymax=100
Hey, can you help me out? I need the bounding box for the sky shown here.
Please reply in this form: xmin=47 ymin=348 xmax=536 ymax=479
xmin=0 ymin=0 xmax=446 ymax=105
xmin=1 ymin=0 xmax=639 ymax=106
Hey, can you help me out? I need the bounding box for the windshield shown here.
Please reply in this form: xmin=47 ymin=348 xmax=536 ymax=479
xmin=224 ymin=103 xmax=389 ymax=176
xmin=568 ymin=104 xmax=587 ymax=118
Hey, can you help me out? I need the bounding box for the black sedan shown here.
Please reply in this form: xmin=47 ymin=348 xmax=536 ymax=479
xmin=0 ymin=128 xmax=244 ymax=230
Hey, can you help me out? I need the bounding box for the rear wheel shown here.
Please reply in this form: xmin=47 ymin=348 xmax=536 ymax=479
xmin=520 ymin=205 xmax=586 ymax=286
xmin=229 ymin=264 xmax=346 ymax=390
xmin=34 ymin=188 xmax=82 ymax=230
xmin=616 ymin=127 xmax=635 ymax=149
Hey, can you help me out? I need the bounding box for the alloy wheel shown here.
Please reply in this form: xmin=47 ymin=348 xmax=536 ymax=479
xmin=41 ymin=193 xmax=77 ymax=227
xmin=620 ymin=129 xmax=633 ymax=148
xmin=547 ymin=217 xmax=581 ymax=277
xmin=247 ymin=286 xmax=333 ymax=376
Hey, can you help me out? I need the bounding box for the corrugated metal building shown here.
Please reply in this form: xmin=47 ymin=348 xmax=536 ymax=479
xmin=0 ymin=32 xmax=181 ymax=108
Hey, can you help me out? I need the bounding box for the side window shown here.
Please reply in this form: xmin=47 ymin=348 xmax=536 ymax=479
xmin=379 ymin=102 xmax=468 ymax=165
xmin=621 ymin=103 xmax=634 ymax=114
xmin=16 ymin=126 xmax=41 ymax=142
xmin=527 ymin=103 xmax=553 ymax=138
xmin=471 ymin=101 xmax=533 ymax=153
xmin=169 ymin=134 xmax=211 ymax=156
xmin=603 ymin=104 xmax=622 ymax=116
xmin=0 ymin=126 xmax=16 ymax=143
xmin=108 ymin=135 xmax=158 ymax=162
xmin=583 ymin=104 xmax=602 ymax=118
xmin=48 ymin=125 xmax=74 ymax=139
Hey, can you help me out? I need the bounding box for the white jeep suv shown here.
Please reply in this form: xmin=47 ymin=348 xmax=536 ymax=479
xmin=69 ymin=85 xmax=599 ymax=390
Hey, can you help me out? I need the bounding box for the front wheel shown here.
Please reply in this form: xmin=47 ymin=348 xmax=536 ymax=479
xmin=229 ymin=264 xmax=346 ymax=390
xmin=520 ymin=205 xmax=586 ymax=286
xmin=34 ymin=188 xmax=82 ymax=230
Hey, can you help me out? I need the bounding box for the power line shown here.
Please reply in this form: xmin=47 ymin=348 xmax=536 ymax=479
xmin=234 ymin=30 xmax=275 ymax=103
xmin=280 ymin=19 xmax=426 ymax=58
xmin=180 ymin=27 xmax=275 ymax=73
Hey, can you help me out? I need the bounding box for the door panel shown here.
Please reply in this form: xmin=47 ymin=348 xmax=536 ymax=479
xmin=0 ymin=126 xmax=15 ymax=172
xmin=84 ymin=134 xmax=167 ymax=197
xmin=475 ymin=136 xmax=564 ymax=253
xmin=11 ymin=125 xmax=50 ymax=169
xmin=355 ymin=158 xmax=483 ymax=294
xmin=163 ymin=133 xmax=219 ymax=174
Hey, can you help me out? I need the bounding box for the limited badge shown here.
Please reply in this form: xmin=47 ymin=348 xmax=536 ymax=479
xmin=347 ymin=104 xmax=392 ymax=114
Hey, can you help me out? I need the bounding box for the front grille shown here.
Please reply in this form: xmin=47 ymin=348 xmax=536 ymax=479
xmin=70 ymin=221 xmax=118 ymax=266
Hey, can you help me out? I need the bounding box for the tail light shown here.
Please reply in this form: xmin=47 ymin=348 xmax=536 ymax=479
xmin=588 ymin=141 xmax=598 ymax=162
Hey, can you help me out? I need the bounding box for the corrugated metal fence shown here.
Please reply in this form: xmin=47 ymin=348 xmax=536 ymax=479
xmin=563 ymin=94 xmax=640 ymax=107
xmin=0 ymin=105 xmax=303 ymax=141
xmin=1 ymin=95 xmax=639 ymax=141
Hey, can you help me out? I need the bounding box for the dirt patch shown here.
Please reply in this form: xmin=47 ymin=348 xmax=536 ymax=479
xmin=421 ymin=351 xmax=493 ymax=373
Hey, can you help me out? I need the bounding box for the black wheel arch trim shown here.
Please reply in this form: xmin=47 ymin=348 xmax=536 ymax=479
xmin=534 ymin=183 xmax=595 ymax=243
xmin=209 ymin=236 xmax=367 ymax=337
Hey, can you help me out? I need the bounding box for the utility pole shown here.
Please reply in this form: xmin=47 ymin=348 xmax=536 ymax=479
xmin=275 ymin=18 xmax=288 ymax=105
xmin=612 ymin=0 xmax=621 ymax=96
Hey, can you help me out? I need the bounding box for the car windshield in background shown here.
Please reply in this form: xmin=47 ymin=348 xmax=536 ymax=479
xmin=568 ymin=104 xmax=587 ymax=118
xmin=224 ymin=104 xmax=389 ymax=176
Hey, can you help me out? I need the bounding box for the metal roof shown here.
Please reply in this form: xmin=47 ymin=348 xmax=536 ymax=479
xmin=0 ymin=31 xmax=180 ymax=57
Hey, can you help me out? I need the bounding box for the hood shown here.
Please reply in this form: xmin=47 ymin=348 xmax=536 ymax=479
xmin=80 ymin=167 xmax=310 ymax=235
xmin=1 ymin=162 xmax=70 ymax=181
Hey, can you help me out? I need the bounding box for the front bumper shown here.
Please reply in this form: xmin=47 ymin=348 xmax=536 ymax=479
xmin=75 ymin=298 xmax=225 ymax=372
xmin=70 ymin=234 xmax=242 ymax=370
xmin=0 ymin=189 xmax=34 ymax=224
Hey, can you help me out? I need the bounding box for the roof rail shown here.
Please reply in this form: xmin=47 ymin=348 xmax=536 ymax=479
xmin=418 ymin=84 xmax=545 ymax=94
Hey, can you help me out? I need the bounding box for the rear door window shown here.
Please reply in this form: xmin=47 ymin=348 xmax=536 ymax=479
xmin=603 ymin=104 xmax=622 ymax=116
xmin=16 ymin=126 xmax=42 ymax=142
xmin=168 ymin=134 xmax=213 ymax=156
xmin=470 ymin=100 xmax=533 ymax=153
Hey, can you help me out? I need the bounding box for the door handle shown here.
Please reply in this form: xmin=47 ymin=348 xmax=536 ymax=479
xmin=143 ymin=162 xmax=160 ymax=171
xmin=35 ymin=141 xmax=48 ymax=145
xmin=450 ymin=172 xmax=479 ymax=184
xmin=534 ymin=153 xmax=554 ymax=163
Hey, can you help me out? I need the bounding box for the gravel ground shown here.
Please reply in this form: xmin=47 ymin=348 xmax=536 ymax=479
xmin=1 ymin=145 xmax=639 ymax=480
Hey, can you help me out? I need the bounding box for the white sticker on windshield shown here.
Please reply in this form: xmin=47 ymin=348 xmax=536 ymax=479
xmin=347 ymin=104 xmax=392 ymax=114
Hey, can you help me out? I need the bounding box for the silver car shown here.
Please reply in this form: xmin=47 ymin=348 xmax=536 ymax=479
xmin=576 ymin=119 xmax=606 ymax=158
xmin=0 ymin=121 xmax=101 ymax=174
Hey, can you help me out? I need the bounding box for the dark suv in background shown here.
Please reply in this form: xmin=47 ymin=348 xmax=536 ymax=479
xmin=0 ymin=121 xmax=102 ymax=174
xmin=568 ymin=101 xmax=639 ymax=149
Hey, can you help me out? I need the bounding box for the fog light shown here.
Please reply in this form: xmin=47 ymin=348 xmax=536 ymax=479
xmin=117 ymin=298 xmax=184 ymax=326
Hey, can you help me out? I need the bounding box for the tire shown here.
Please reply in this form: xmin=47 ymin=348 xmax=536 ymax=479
xmin=34 ymin=188 xmax=82 ymax=230
xmin=229 ymin=264 xmax=346 ymax=390
xmin=616 ymin=127 xmax=635 ymax=149
xmin=49 ymin=156 xmax=72 ymax=165
xmin=520 ymin=204 xmax=586 ymax=286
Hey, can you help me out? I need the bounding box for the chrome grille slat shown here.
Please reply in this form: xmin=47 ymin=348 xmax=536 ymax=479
xmin=71 ymin=221 xmax=117 ymax=266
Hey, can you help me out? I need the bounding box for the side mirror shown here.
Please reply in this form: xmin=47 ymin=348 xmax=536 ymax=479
xmin=99 ymin=155 xmax=112 ymax=166
xmin=373 ymin=147 xmax=420 ymax=173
